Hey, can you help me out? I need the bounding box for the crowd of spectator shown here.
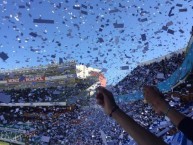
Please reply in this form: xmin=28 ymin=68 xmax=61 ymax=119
xmin=0 ymin=50 xmax=193 ymax=145
xmin=114 ymin=52 xmax=185 ymax=95
xmin=1 ymin=83 xmax=90 ymax=103
xmin=0 ymin=94 xmax=192 ymax=145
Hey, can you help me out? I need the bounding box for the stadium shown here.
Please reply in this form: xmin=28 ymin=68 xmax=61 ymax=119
xmin=0 ymin=37 xmax=193 ymax=144
xmin=0 ymin=0 xmax=193 ymax=145
xmin=0 ymin=61 xmax=106 ymax=144
xmin=0 ymin=61 xmax=105 ymax=104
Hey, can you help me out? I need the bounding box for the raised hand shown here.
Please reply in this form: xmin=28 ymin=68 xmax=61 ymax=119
xmin=96 ymin=86 xmax=117 ymax=115
xmin=143 ymin=85 xmax=169 ymax=115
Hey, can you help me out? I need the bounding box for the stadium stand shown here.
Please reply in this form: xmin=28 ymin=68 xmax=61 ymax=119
xmin=0 ymin=33 xmax=193 ymax=145
xmin=0 ymin=61 xmax=103 ymax=106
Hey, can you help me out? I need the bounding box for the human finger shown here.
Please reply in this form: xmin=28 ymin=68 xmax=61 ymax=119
xmin=97 ymin=86 xmax=112 ymax=98
xmin=97 ymin=86 xmax=109 ymax=96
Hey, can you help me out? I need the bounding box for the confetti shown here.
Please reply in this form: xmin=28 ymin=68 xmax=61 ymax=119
xmin=81 ymin=4 xmax=88 ymax=9
xmin=81 ymin=10 xmax=88 ymax=15
xmin=179 ymin=8 xmax=187 ymax=12
xmin=113 ymin=22 xmax=124 ymax=28
xmin=19 ymin=5 xmax=25 ymax=8
xmin=166 ymin=21 xmax=173 ymax=27
xmin=120 ymin=66 xmax=129 ymax=70
xmin=0 ymin=52 xmax=9 ymax=61
xmin=109 ymin=8 xmax=120 ymax=13
xmin=176 ymin=4 xmax=183 ymax=7
xmin=29 ymin=32 xmax=38 ymax=37
xmin=179 ymin=29 xmax=184 ymax=33
xmin=139 ymin=18 xmax=148 ymax=22
xmin=97 ymin=38 xmax=104 ymax=43
xmin=141 ymin=34 xmax=146 ymax=41
xmin=168 ymin=6 xmax=175 ymax=16
xmin=162 ymin=26 xmax=168 ymax=31
xmin=167 ymin=29 xmax=175 ymax=34
xmin=73 ymin=5 xmax=81 ymax=10
xmin=33 ymin=19 xmax=54 ymax=24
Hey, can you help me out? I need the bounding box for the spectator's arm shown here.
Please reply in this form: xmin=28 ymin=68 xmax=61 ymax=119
xmin=143 ymin=86 xmax=185 ymax=126
xmin=143 ymin=86 xmax=193 ymax=142
xmin=112 ymin=108 xmax=167 ymax=145
xmin=96 ymin=86 xmax=167 ymax=145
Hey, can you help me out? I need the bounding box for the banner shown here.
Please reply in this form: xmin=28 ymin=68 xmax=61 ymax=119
xmin=7 ymin=78 xmax=20 ymax=83
xmin=25 ymin=76 xmax=45 ymax=82
xmin=158 ymin=35 xmax=193 ymax=92
xmin=7 ymin=76 xmax=45 ymax=83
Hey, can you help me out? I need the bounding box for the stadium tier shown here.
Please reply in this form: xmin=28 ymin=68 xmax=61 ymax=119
xmin=0 ymin=61 xmax=106 ymax=105
xmin=113 ymin=51 xmax=186 ymax=95
xmin=0 ymin=61 xmax=103 ymax=89
xmin=0 ymin=61 xmax=77 ymax=89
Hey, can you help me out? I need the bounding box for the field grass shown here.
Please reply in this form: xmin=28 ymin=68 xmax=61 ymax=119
xmin=0 ymin=141 xmax=9 ymax=145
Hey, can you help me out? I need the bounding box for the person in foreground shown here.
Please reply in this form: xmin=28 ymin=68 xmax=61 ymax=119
xmin=143 ymin=86 xmax=193 ymax=142
xmin=96 ymin=86 xmax=193 ymax=145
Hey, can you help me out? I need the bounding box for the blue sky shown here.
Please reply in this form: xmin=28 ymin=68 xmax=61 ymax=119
xmin=0 ymin=0 xmax=193 ymax=85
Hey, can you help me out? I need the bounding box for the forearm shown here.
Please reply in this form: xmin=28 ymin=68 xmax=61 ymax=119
xmin=167 ymin=108 xmax=185 ymax=126
xmin=160 ymin=103 xmax=185 ymax=126
xmin=112 ymin=109 xmax=167 ymax=145
xmin=163 ymin=105 xmax=193 ymax=141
